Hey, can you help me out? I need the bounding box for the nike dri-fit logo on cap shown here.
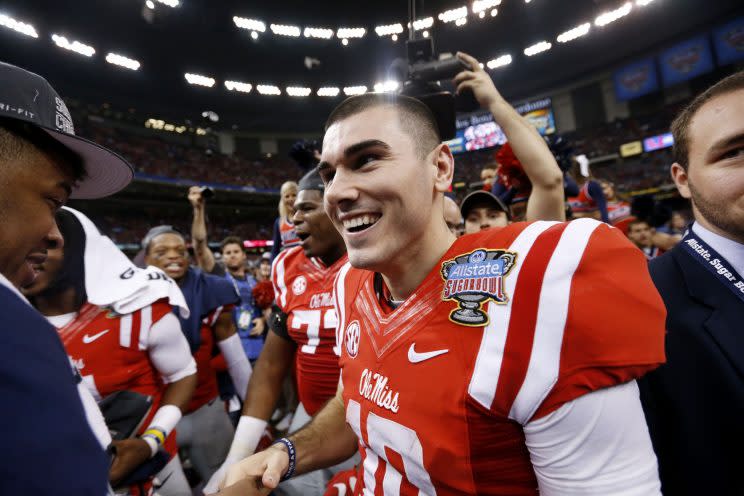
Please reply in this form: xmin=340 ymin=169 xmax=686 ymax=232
xmin=82 ymin=329 xmax=109 ymax=344
xmin=408 ymin=343 xmax=449 ymax=363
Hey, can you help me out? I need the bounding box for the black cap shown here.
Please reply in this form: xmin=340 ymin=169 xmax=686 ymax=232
xmin=460 ymin=190 xmax=511 ymax=221
xmin=0 ymin=62 xmax=133 ymax=199
xmin=298 ymin=168 xmax=325 ymax=193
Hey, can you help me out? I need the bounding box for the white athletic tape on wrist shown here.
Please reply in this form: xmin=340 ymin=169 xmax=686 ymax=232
xmin=226 ymin=416 xmax=268 ymax=461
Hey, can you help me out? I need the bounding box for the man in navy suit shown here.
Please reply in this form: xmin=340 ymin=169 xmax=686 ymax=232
xmin=640 ymin=71 xmax=744 ymax=495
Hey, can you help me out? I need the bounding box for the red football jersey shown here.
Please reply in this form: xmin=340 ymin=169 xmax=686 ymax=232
xmin=272 ymin=246 xmax=347 ymax=416
xmin=58 ymin=300 xmax=178 ymax=455
xmin=607 ymin=200 xmax=634 ymax=233
xmin=188 ymin=305 xmax=234 ymax=413
xmin=567 ymin=182 xmax=597 ymax=214
xmin=335 ymin=219 xmax=666 ymax=495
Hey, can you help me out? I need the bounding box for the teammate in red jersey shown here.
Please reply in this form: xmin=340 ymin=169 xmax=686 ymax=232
xmin=24 ymin=208 xmax=197 ymax=495
xmin=205 ymin=168 xmax=355 ymax=495
xmin=600 ymin=179 xmax=635 ymax=233
xmin=218 ymin=52 xmax=665 ymax=496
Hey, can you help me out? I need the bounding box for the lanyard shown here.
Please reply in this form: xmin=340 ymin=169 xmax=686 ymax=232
xmin=680 ymin=229 xmax=744 ymax=304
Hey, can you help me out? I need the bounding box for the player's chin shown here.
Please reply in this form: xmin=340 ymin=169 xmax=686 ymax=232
xmin=346 ymin=246 xmax=383 ymax=271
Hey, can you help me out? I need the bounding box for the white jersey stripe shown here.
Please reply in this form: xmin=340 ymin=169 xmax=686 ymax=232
xmin=509 ymin=218 xmax=602 ymax=424
xmin=138 ymin=305 xmax=152 ymax=350
xmin=468 ymin=221 xmax=559 ymax=410
xmin=334 ymin=262 xmax=353 ymax=352
xmin=119 ymin=313 xmax=133 ymax=348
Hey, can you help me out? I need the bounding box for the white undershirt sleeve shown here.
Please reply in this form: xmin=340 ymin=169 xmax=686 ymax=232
xmin=523 ymin=380 xmax=661 ymax=496
xmin=147 ymin=312 xmax=197 ymax=384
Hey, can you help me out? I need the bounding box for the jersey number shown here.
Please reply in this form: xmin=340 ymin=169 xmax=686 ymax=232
xmin=346 ymin=399 xmax=436 ymax=495
xmin=290 ymin=309 xmax=338 ymax=355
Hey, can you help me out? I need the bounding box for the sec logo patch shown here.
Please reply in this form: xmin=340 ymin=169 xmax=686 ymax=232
xmin=345 ymin=320 xmax=360 ymax=358
xmin=292 ymin=276 xmax=307 ymax=296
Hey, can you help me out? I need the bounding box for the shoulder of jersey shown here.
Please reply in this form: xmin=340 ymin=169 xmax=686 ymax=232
xmin=276 ymin=245 xmax=307 ymax=276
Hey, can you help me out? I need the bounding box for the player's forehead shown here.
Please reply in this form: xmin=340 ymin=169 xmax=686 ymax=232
xmin=322 ymin=106 xmax=408 ymax=164
xmin=150 ymin=233 xmax=185 ymax=251
xmin=296 ymin=189 xmax=323 ymax=205
xmin=688 ymin=89 xmax=744 ymax=155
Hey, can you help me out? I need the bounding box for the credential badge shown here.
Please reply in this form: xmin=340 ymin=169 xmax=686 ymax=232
xmin=441 ymin=249 xmax=517 ymax=326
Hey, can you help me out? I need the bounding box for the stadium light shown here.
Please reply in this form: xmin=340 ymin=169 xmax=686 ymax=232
xmin=491 ymin=9 xmax=498 ymax=16
xmin=257 ymin=84 xmax=281 ymax=95
xmin=411 ymin=17 xmax=434 ymax=31
xmin=286 ymin=86 xmax=311 ymax=97
xmin=375 ymin=23 xmax=403 ymax=36
xmin=0 ymin=13 xmax=38 ymax=38
xmin=225 ymin=80 xmax=253 ymax=93
xmin=392 ymin=34 xmax=399 ymax=41
xmin=636 ymin=0 xmax=656 ymax=5
xmin=524 ymin=41 xmax=552 ymax=57
xmin=233 ymin=16 xmax=266 ymax=32
xmin=51 ymin=34 xmax=95 ymax=57
xmin=105 ymin=52 xmax=140 ymax=70
xmin=145 ymin=0 xmax=155 ymax=9
xmin=423 ymin=30 xmax=429 ymax=38
xmin=184 ymin=73 xmax=215 ymax=87
xmin=472 ymin=0 xmax=500 ymax=14
xmin=455 ymin=18 xmax=468 ymax=26
xmin=156 ymin=0 xmax=179 ymax=7
xmin=304 ymin=27 xmax=334 ymax=39
xmin=374 ymin=80 xmax=399 ymax=93
xmin=337 ymin=27 xmax=366 ymax=39
xmin=595 ymin=2 xmax=632 ymax=27
xmin=438 ymin=6 xmax=468 ymax=23
xmin=556 ymin=22 xmax=591 ymax=43
xmin=317 ymin=87 xmax=340 ymax=97
xmin=343 ymin=85 xmax=367 ymax=96
xmin=270 ymin=24 xmax=301 ymax=37
xmin=341 ymin=38 xmax=349 ymax=46
xmin=486 ymin=54 xmax=512 ymax=69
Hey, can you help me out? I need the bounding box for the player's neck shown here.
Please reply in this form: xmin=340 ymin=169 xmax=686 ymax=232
xmin=229 ymin=267 xmax=245 ymax=279
xmin=34 ymin=286 xmax=81 ymax=317
xmin=381 ymin=221 xmax=456 ymax=301
xmin=318 ymin=244 xmax=346 ymax=268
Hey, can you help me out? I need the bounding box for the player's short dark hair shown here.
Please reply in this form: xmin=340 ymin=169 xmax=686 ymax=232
xmin=0 ymin=117 xmax=86 ymax=181
xmin=671 ymin=70 xmax=744 ymax=170
xmin=627 ymin=219 xmax=650 ymax=231
xmin=220 ymin=235 xmax=244 ymax=253
xmin=324 ymin=93 xmax=441 ymax=159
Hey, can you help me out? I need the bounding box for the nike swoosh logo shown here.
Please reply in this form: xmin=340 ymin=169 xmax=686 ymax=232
xmin=82 ymin=329 xmax=109 ymax=344
xmin=408 ymin=343 xmax=449 ymax=364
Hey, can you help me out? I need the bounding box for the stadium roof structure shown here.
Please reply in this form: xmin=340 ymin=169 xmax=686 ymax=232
xmin=2 ymin=0 xmax=742 ymax=133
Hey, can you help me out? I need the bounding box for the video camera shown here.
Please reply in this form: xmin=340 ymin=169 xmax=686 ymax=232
xmin=387 ymin=1 xmax=479 ymax=140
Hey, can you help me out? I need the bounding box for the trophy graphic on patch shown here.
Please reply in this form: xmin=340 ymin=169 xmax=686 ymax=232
xmin=441 ymin=249 xmax=517 ymax=326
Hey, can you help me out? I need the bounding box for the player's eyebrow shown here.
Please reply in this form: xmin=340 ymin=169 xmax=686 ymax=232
xmin=707 ymin=131 xmax=744 ymax=160
xmin=317 ymin=139 xmax=392 ymax=172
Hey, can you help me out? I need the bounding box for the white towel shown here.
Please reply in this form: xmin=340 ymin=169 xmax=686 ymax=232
xmin=63 ymin=207 xmax=190 ymax=318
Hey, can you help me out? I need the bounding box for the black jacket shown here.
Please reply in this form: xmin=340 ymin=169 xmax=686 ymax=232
xmin=640 ymin=243 xmax=744 ymax=495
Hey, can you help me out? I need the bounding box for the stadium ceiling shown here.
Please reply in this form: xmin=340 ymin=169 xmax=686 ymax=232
xmin=2 ymin=0 xmax=742 ymax=133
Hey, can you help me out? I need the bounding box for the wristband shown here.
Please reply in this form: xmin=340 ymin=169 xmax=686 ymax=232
xmin=140 ymin=434 xmax=159 ymax=457
xmin=272 ymin=437 xmax=296 ymax=482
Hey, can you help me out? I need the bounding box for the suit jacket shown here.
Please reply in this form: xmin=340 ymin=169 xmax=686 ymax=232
xmin=640 ymin=243 xmax=744 ymax=495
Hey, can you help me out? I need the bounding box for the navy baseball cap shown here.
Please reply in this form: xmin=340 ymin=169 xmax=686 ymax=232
xmin=460 ymin=190 xmax=511 ymax=221
xmin=0 ymin=61 xmax=133 ymax=199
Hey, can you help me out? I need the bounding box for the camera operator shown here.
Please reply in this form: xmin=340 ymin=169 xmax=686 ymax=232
xmin=188 ymin=186 xmax=266 ymax=364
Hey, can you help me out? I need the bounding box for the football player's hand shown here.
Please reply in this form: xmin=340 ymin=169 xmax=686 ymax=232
xmin=203 ymin=456 xmax=241 ymax=495
xmin=188 ymin=186 xmax=205 ymax=209
xmin=208 ymin=477 xmax=272 ymax=496
xmin=219 ymin=444 xmax=289 ymax=491
xmin=453 ymin=51 xmax=505 ymax=110
xmin=109 ymin=438 xmax=152 ymax=485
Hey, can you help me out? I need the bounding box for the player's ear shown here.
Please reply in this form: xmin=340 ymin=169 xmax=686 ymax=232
xmin=432 ymin=143 xmax=454 ymax=194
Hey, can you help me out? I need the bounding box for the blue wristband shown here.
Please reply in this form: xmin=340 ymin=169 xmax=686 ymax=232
xmin=273 ymin=437 xmax=296 ymax=482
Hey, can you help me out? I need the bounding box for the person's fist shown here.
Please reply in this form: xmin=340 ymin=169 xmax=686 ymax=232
xmin=452 ymin=51 xmax=504 ymax=110
xmin=109 ymin=438 xmax=152 ymax=486
xmin=188 ymin=186 xmax=205 ymax=208
xmin=220 ymin=445 xmax=290 ymax=491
